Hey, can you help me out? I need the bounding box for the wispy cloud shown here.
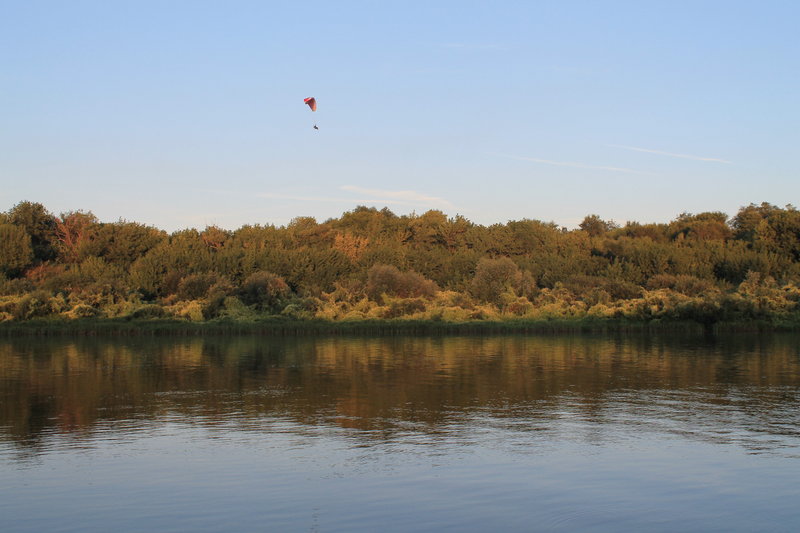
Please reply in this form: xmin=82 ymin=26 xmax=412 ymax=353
xmin=608 ymin=144 xmax=732 ymax=164
xmin=340 ymin=185 xmax=455 ymax=210
xmin=258 ymin=193 xmax=345 ymax=203
xmin=491 ymin=153 xmax=651 ymax=175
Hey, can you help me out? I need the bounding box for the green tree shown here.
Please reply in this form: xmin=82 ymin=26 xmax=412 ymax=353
xmin=669 ymin=212 xmax=731 ymax=241
xmin=129 ymin=230 xmax=214 ymax=297
xmin=0 ymin=224 xmax=34 ymax=276
xmin=731 ymin=202 xmax=783 ymax=242
xmin=756 ymin=207 xmax=800 ymax=260
xmin=83 ymin=221 xmax=166 ymax=265
xmin=579 ymin=214 xmax=618 ymax=237
xmin=7 ymin=201 xmax=57 ymax=261
xmin=334 ymin=205 xmax=400 ymax=240
xmin=282 ymin=247 xmax=354 ymax=295
xmin=613 ymin=221 xmax=669 ymax=242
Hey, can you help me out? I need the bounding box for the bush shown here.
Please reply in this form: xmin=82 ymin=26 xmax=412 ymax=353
xmin=0 ymin=297 xmax=15 ymax=314
xmin=65 ymin=303 xmax=101 ymax=319
xmin=469 ymin=257 xmax=523 ymax=305
xmin=734 ymin=271 xmax=793 ymax=317
xmin=239 ymin=271 xmax=291 ymax=312
xmin=218 ymin=296 xmax=257 ymax=320
xmin=176 ymin=272 xmax=223 ymax=301
xmin=674 ymin=298 xmax=724 ymax=326
xmin=280 ymin=297 xmax=320 ymax=319
xmin=604 ymin=280 xmax=643 ymax=300
xmin=505 ymin=297 xmax=533 ymax=316
xmin=12 ymin=290 xmax=55 ymax=320
xmin=646 ymin=274 xmax=715 ymax=296
xmin=168 ymin=300 xmax=205 ymax=321
xmin=434 ymin=290 xmax=474 ymax=309
xmin=127 ymin=304 xmax=166 ymax=319
xmin=199 ymin=278 xmax=236 ymax=319
xmin=366 ymin=264 xmax=438 ymax=302
xmin=564 ymin=275 xmax=641 ymax=302
xmin=383 ymin=297 xmax=426 ymax=318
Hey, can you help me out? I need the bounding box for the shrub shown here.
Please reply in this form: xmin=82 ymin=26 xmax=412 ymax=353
xmin=218 ymin=296 xmax=257 ymax=320
xmin=436 ymin=306 xmax=473 ymax=322
xmin=366 ymin=264 xmax=438 ymax=302
xmin=469 ymin=257 xmax=523 ymax=305
xmin=586 ymin=303 xmax=615 ymax=318
xmin=382 ymin=297 xmax=426 ymax=318
xmin=176 ymin=272 xmax=222 ymax=301
xmin=0 ymin=298 xmax=15 ymax=314
xmin=505 ymin=297 xmax=534 ymax=316
xmin=647 ymin=274 xmax=715 ymax=296
xmin=564 ymin=275 xmax=641 ymax=301
xmin=200 ymin=278 xmax=236 ymax=319
xmin=434 ymin=290 xmax=474 ymax=309
xmin=281 ymin=297 xmax=320 ymax=319
xmin=239 ymin=271 xmax=292 ymax=312
xmin=12 ymin=290 xmax=55 ymax=320
xmin=735 ymin=271 xmax=793 ymax=317
xmin=583 ymin=288 xmax=612 ymax=306
xmin=168 ymin=300 xmax=205 ymax=321
xmin=674 ymin=297 xmax=724 ymax=326
xmin=65 ymin=303 xmax=101 ymax=319
xmin=127 ymin=304 xmax=166 ymax=319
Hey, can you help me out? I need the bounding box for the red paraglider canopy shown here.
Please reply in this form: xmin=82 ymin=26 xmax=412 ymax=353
xmin=303 ymin=97 xmax=317 ymax=112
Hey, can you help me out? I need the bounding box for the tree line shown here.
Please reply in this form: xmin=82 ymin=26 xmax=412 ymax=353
xmin=1 ymin=201 xmax=799 ymax=326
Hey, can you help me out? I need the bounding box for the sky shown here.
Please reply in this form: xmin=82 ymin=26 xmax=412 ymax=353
xmin=2 ymin=1 xmax=798 ymax=232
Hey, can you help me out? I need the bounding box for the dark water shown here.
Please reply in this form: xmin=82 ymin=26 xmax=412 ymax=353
xmin=1 ymin=333 xmax=799 ymax=532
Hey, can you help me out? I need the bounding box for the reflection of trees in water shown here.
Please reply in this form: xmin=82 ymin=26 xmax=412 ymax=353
xmin=1 ymin=334 xmax=799 ymax=452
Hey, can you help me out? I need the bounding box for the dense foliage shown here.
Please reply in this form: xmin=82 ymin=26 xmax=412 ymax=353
xmin=2 ymin=201 xmax=800 ymax=328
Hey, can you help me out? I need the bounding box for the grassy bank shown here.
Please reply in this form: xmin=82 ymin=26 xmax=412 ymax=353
xmin=1 ymin=316 xmax=795 ymax=337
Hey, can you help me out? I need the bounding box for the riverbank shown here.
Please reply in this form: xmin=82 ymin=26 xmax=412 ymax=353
xmin=1 ymin=316 xmax=795 ymax=337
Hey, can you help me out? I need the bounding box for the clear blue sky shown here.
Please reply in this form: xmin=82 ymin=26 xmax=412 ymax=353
xmin=2 ymin=1 xmax=798 ymax=231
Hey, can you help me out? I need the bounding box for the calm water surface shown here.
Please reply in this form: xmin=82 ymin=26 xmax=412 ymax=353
xmin=1 ymin=333 xmax=799 ymax=532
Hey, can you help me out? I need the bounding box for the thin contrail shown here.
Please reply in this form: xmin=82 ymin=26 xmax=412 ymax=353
xmin=491 ymin=153 xmax=651 ymax=175
xmin=608 ymin=144 xmax=731 ymax=164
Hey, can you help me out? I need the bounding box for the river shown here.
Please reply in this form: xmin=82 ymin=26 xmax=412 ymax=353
xmin=1 ymin=333 xmax=799 ymax=531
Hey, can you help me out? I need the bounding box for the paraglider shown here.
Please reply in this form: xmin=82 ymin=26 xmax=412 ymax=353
xmin=304 ymin=97 xmax=318 ymax=130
